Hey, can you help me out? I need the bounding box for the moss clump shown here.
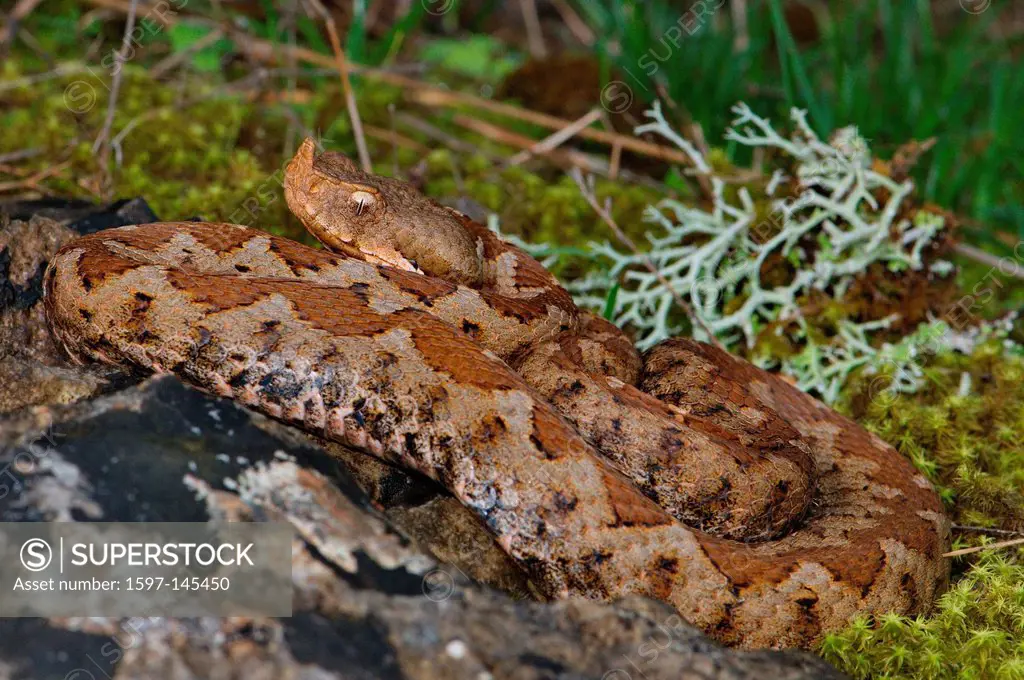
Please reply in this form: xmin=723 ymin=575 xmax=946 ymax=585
xmin=820 ymin=549 xmax=1024 ymax=679
xmin=0 ymin=62 xmax=304 ymax=231
xmin=824 ymin=342 xmax=1024 ymax=679
xmin=422 ymin=151 xmax=659 ymax=252
xmin=841 ymin=340 xmax=1024 ymax=533
xmin=0 ymin=61 xmax=659 ymax=257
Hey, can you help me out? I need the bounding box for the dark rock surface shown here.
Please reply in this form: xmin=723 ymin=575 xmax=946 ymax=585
xmin=320 ymin=438 xmax=538 ymax=599
xmin=0 ymin=201 xmax=153 ymax=413
xmin=0 ymin=199 xmax=847 ymax=679
xmin=0 ymin=196 xmax=159 ymax=233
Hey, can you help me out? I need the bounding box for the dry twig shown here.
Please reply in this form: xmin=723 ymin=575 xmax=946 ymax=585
xmin=407 ymin=86 xmax=699 ymax=168
xmin=282 ymin=1 xmax=299 ymax=157
xmin=0 ymin=62 xmax=89 ymax=93
xmin=953 ymin=243 xmax=1024 ymax=281
xmin=92 ymin=0 xmax=139 ymax=196
xmin=453 ymin=115 xmax=606 ymax=174
xmin=0 ymin=148 xmax=42 ymax=164
xmin=549 ymin=0 xmax=594 ymax=45
xmin=731 ymin=0 xmax=749 ymax=51
xmin=0 ymin=160 xmax=71 ymax=193
xmin=423 ymin=114 xmax=669 ymax=191
xmin=944 ymin=537 xmax=1024 ymax=558
xmin=519 ymin=0 xmax=547 ymax=58
xmin=362 ymin=124 xmax=430 ymax=154
xmin=888 ymin=137 xmax=937 ymax=181
xmin=507 ymin=108 xmax=603 ymax=166
xmin=303 ymin=0 xmax=371 ymax=172
xmin=0 ymin=0 xmax=45 ymax=54
xmin=953 ymin=524 xmax=1024 ymax=537
xmin=395 ymin=112 xmax=485 ymax=156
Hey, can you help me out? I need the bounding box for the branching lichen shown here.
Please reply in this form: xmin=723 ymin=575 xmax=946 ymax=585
xmin=842 ymin=328 xmax=1024 ymax=531
xmin=525 ymin=101 xmax=956 ymax=401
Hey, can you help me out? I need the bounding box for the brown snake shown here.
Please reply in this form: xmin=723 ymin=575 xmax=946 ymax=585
xmin=44 ymin=138 xmax=949 ymax=648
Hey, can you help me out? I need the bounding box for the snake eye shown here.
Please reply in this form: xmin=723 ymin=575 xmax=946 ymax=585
xmin=351 ymin=191 xmax=376 ymax=217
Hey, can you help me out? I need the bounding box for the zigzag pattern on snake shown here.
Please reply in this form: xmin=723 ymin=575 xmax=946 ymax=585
xmin=43 ymin=138 xmax=949 ymax=648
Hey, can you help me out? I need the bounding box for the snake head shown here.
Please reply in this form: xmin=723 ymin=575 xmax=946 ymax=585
xmin=284 ymin=137 xmax=482 ymax=286
xmin=284 ymin=138 xmax=388 ymax=261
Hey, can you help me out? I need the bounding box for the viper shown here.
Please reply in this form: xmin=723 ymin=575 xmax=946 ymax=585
xmin=43 ymin=138 xmax=949 ymax=648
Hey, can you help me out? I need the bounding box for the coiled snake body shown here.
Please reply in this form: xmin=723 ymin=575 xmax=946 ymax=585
xmin=44 ymin=139 xmax=949 ymax=648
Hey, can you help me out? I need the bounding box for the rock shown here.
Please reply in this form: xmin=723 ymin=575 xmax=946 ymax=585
xmin=385 ymin=494 xmax=537 ymax=599
xmin=0 ymin=213 xmax=78 ymax=363
xmin=320 ymin=439 xmax=536 ymax=599
xmin=0 ymin=356 xmax=114 ymax=414
xmin=64 ymin=197 xmax=161 ymax=235
xmin=0 ymin=203 xmax=154 ymax=414
xmin=0 ymin=376 xmax=845 ymax=679
xmin=0 ymin=197 xmax=160 ymax=234
xmin=0 ymin=197 xmax=97 ymax=224
xmin=0 ymin=214 xmax=121 ymax=413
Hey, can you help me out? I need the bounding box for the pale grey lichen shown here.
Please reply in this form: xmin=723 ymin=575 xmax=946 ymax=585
xmin=789 ymin=318 xmax=949 ymax=404
xmin=511 ymin=101 xmax=958 ymax=402
xmin=855 ymin=313 xmax=1023 ymax=404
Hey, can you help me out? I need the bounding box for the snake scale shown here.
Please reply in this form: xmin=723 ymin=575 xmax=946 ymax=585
xmin=43 ymin=138 xmax=949 ymax=648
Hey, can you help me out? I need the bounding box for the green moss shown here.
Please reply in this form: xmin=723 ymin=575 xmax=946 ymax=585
xmin=840 ymin=340 xmax=1024 ymax=533
xmin=955 ymin=256 xmax=1024 ymax=322
xmin=0 ymin=62 xmax=658 ymax=257
xmin=422 ymin=153 xmax=659 ymax=253
xmin=821 ymin=549 xmax=1024 ymax=679
xmin=0 ymin=63 xmax=299 ymax=233
xmin=824 ymin=343 xmax=1024 ymax=678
